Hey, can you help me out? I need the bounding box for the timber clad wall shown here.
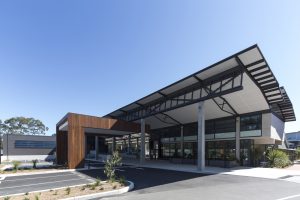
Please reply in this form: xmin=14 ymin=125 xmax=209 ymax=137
xmin=56 ymin=113 xmax=147 ymax=169
xmin=56 ymin=126 xmax=68 ymax=166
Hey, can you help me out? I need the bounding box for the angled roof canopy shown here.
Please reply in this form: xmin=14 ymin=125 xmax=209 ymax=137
xmin=105 ymin=45 xmax=295 ymax=124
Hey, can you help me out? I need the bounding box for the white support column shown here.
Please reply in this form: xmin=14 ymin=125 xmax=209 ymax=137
xmin=197 ymin=101 xmax=205 ymax=171
xmin=236 ymin=116 xmax=240 ymax=161
xmin=127 ymin=134 xmax=131 ymax=154
xmin=112 ymin=137 xmax=116 ymax=153
xmin=180 ymin=126 xmax=184 ymax=158
xmin=95 ymin=136 xmax=99 ymax=160
xmin=140 ymin=118 xmax=145 ymax=164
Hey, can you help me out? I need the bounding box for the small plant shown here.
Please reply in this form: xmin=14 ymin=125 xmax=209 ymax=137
xmin=35 ymin=195 xmax=40 ymax=200
xmin=90 ymin=184 xmax=96 ymax=190
xmin=25 ymin=192 xmax=29 ymax=195
xmin=23 ymin=197 xmax=30 ymax=200
xmin=53 ymin=190 xmax=58 ymax=195
xmin=99 ymin=187 xmax=104 ymax=190
xmin=12 ymin=160 xmax=21 ymax=172
xmin=95 ymin=177 xmax=101 ymax=186
xmin=104 ymin=151 xmax=122 ymax=182
xmin=118 ymin=176 xmax=126 ymax=186
xmin=80 ymin=186 xmax=85 ymax=191
xmin=112 ymin=185 xmax=117 ymax=189
xmin=49 ymin=189 xmax=53 ymax=192
xmin=32 ymin=159 xmax=38 ymax=169
xmin=4 ymin=197 xmax=10 ymax=200
xmin=65 ymin=187 xmax=71 ymax=195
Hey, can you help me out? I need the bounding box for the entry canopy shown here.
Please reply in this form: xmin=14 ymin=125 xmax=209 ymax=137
xmin=105 ymin=45 xmax=295 ymax=128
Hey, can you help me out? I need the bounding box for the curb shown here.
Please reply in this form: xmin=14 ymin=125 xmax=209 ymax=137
xmin=61 ymin=181 xmax=134 ymax=200
xmin=0 ymin=180 xmax=134 ymax=199
xmin=0 ymin=176 xmax=4 ymax=184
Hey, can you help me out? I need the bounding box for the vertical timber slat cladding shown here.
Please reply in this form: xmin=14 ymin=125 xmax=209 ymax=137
xmin=56 ymin=113 xmax=149 ymax=169
xmin=56 ymin=126 xmax=68 ymax=165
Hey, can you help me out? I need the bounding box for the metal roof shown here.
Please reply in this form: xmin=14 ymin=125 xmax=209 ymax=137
xmin=105 ymin=44 xmax=295 ymax=122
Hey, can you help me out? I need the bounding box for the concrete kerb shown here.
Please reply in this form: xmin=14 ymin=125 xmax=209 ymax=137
xmin=0 ymin=180 xmax=134 ymax=200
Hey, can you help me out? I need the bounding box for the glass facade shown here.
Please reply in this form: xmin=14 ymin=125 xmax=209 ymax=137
xmin=149 ymin=114 xmax=262 ymax=166
xmin=240 ymin=139 xmax=254 ymax=166
xmin=83 ymin=113 xmax=263 ymax=166
xmin=240 ymin=114 xmax=262 ymax=137
xmin=86 ymin=135 xmax=96 ymax=159
xmin=206 ymin=117 xmax=236 ymax=139
xmin=206 ymin=140 xmax=236 ymax=161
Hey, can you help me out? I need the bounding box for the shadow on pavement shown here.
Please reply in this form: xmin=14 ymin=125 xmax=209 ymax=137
xmin=79 ymin=162 xmax=210 ymax=191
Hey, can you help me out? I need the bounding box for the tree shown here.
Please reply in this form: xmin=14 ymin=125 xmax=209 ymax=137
xmin=104 ymin=151 xmax=122 ymax=182
xmin=0 ymin=117 xmax=48 ymax=135
xmin=0 ymin=119 xmax=3 ymax=150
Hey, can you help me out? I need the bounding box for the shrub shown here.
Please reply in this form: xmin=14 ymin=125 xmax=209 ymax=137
xmin=35 ymin=195 xmax=40 ymax=200
xmin=4 ymin=197 xmax=10 ymax=200
xmin=65 ymin=187 xmax=71 ymax=195
xmin=267 ymin=149 xmax=292 ymax=168
xmin=104 ymin=151 xmax=122 ymax=182
xmin=23 ymin=198 xmax=30 ymax=200
xmin=118 ymin=176 xmax=126 ymax=186
xmin=12 ymin=161 xmax=21 ymax=171
xmin=32 ymin=159 xmax=38 ymax=169
xmin=296 ymin=147 xmax=300 ymax=159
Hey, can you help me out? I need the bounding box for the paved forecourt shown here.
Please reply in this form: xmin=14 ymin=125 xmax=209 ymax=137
xmin=0 ymin=171 xmax=94 ymax=197
xmin=81 ymin=165 xmax=300 ymax=200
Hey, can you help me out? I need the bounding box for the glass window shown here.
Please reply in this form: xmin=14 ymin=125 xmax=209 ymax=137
xmin=214 ymin=118 xmax=236 ymax=139
xmin=205 ymin=120 xmax=215 ymax=139
xmin=240 ymin=114 xmax=262 ymax=137
xmin=161 ymin=143 xmax=170 ymax=158
xmin=205 ymin=140 xmax=236 ymax=161
xmin=183 ymin=142 xmax=197 ymax=159
xmin=184 ymin=123 xmax=197 ymax=141
xmin=15 ymin=140 xmax=56 ymax=149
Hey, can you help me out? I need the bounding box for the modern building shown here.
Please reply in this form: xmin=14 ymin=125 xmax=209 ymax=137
xmin=2 ymin=134 xmax=56 ymax=161
xmin=285 ymin=132 xmax=300 ymax=149
xmin=56 ymin=45 xmax=296 ymax=169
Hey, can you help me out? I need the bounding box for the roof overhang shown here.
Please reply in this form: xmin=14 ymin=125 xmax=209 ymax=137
xmin=104 ymin=45 xmax=295 ymax=128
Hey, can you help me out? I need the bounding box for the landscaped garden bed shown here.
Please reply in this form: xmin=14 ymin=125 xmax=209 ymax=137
xmin=0 ymin=179 xmax=127 ymax=200
xmin=0 ymin=160 xmax=66 ymax=175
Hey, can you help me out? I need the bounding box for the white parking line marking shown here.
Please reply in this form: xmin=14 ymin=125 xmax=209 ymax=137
xmin=0 ymin=177 xmax=90 ymax=190
xmin=276 ymin=194 xmax=300 ymax=200
xmin=4 ymin=173 xmax=76 ymax=182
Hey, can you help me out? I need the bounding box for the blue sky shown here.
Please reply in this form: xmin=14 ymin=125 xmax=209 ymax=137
xmin=0 ymin=1 xmax=299 ymax=134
